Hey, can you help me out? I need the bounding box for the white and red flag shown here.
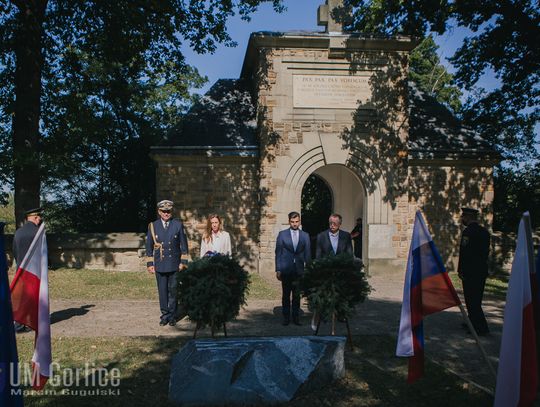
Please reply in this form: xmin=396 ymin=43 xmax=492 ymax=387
xmin=10 ymin=223 xmax=51 ymax=390
xmin=494 ymin=212 xmax=537 ymax=407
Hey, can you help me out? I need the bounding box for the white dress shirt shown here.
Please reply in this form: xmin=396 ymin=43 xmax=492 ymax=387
xmin=290 ymin=228 xmax=299 ymax=251
xmin=329 ymin=231 xmax=339 ymax=254
xmin=200 ymin=231 xmax=232 ymax=257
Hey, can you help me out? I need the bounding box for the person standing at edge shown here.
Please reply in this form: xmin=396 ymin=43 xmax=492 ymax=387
xmin=12 ymin=207 xmax=45 ymax=333
xmin=275 ymin=211 xmax=311 ymax=326
xmin=458 ymin=207 xmax=491 ymax=336
xmin=350 ymin=217 xmax=363 ymax=259
xmin=315 ymin=213 xmax=353 ymax=259
xmin=146 ymin=200 xmax=188 ymax=326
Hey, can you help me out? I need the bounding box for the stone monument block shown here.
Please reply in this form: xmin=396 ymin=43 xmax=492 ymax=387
xmin=168 ymin=336 xmax=346 ymax=406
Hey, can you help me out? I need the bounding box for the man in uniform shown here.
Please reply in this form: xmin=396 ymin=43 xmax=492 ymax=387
xmin=350 ymin=217 xmax=363 ymax=259
xmin=458 ymin=207 xmax=491 ymax=336
xmin=146 ymin=200 xmax=188 ymax=326
xmin=12 ymin=207 xmax=45 ymax=332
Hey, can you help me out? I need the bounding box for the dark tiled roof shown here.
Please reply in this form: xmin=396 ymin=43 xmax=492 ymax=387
xmin=408 ymin=83 xmax=500 ymax=160
xmin=160 ymin=79 xmax=257 ymax=148
xmin=159 ymin=79 xmax=500 ymax=162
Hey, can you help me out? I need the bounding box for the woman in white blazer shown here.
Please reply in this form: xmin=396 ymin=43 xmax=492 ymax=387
xmin=200 ymin=214 xmax=232 ymax=257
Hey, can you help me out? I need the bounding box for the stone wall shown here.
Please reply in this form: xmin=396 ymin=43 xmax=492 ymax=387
xmin=4 ymin=233 xmax=146 ymax=272
xmin=408 ymin=164 xmax=495 ymax=272
xmin=253 ymin=46 xmax=412 ymax=277
xmin=152 ymin=154 xmax=260 ymax=271
xmin=3 ymin=229 xmax=532 ymax=275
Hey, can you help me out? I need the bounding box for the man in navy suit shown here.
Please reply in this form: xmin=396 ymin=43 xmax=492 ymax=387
xmin=146 ymin=200 xmax=188 ymax=326
xmin=275 ymin=211 xmax=311 ymax=326
xmin=315 ymin=213 xmax=353 ymax=259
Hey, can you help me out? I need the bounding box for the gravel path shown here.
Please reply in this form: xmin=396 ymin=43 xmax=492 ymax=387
xmin=20 ymin=274 xmax=504 ymax=391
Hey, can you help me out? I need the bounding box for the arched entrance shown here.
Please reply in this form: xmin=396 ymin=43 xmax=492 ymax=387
xmin=301 ymin=173 xmax=333 ymax=257
xmin=301 ymin=164 xmax=365 ymax=259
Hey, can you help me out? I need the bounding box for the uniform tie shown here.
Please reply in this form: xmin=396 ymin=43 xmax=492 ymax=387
xmin=164 ymin=221 xmax=169 ymax=230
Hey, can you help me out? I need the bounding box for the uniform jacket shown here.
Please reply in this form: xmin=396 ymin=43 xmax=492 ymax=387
xmin=13 ymin=221 xmax=40 ymax=266
xmin=315 ymin=229 xmax=353 ymax=259
xmin=458 ymin=222 xmax=490 ymax=278
xmin=146 ymin=218 xmax=188 ymax=273
xmin=275 ymin=228 xmax=311 ymax=276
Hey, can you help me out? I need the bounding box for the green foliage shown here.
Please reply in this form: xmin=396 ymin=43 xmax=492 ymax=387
xmin=409 ymin=36 xmax=462 ymax=112
xmin=493 ymin=164 xmax=540 ymax=232
xmin=345 ymin=0 xmax=540 ymax=166
xmin=178 ymin=255 xmax=250 ymax=330
xmin=0 ymin=0 xmax=284 ymax=232
xmin=301 ymin=254 xmax=371 ymax=321
xmin=301 ymin=174 xmax=333 ymax=238
xmin=0 ymin=194 xmax=15 ymax=233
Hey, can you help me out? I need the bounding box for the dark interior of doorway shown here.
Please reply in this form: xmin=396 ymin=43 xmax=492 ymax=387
xmin=301 ymin=173 xmax=332 ymax=257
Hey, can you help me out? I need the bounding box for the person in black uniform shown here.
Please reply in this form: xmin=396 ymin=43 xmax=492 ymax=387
xmin=146 ymin=200 xmax=188 ymax=326
xmin=350 ymin=217 xmax=363 ymax=259
xmin=12 ymin=207 xmax=44 ymax=332
xmin=458 ymin=207 xmax=491 ymax=335
xmin=13 ymin=208 xmax=43 ymax=266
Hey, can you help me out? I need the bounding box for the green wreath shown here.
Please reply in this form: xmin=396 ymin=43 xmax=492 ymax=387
xmin=178 ymin=255 xmax=250 ymax=330
xmin=301 ymin=254 xmax=371 ymax=321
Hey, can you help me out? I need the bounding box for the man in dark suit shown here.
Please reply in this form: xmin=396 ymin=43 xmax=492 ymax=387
xmin=275 ymin=211 xmax=311 ymax=326
xmin=315 ymin=213 xmax=353 ymax=259
xmin=146 ymin=200 xmax=188 ymax=326
xmin=458 ymin=207 xmax=491 ymax=336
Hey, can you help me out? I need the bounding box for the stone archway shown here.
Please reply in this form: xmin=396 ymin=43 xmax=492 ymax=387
xmin=300 ymin=164 xmax=366 ymax=259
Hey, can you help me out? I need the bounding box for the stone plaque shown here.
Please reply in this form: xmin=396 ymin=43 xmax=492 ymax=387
xmin=293 ymin=74 xmax=371 ymax=109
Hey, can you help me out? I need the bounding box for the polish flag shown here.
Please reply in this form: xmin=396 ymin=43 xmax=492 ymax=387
xmin=494 ymin=212 xmax=537 ymax=407
xmin=10 ymin=223 xmax=51 ymax=390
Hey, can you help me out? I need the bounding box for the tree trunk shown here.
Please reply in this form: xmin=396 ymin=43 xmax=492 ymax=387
xmin=12 ymin=0 xmax=47 ymax=227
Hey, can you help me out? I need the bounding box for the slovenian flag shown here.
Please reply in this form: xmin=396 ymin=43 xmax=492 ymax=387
xmin=10 ymin=223 xmax=51 ymax=390
xmin=0 ymin=223 xmax=23 ymax=406
xmin=494 ymin=212 xmax=537 ymax=407
xmin=396 ymin=211 xmax=461 ymax=383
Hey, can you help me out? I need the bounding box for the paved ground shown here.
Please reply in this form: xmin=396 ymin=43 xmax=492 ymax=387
xmin=21 ymin=274 xmax=503 ymax=392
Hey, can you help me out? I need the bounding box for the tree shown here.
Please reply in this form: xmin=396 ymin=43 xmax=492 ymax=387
xmin=343 ymin=0 xmax=540 ymax=166
xmin=409 ymin=35 xmax=462 ymax=112
xmin=0 ymin=0 xmax=284 ymax=227
xmin=493 ymin=164 xmax=540 ymax=231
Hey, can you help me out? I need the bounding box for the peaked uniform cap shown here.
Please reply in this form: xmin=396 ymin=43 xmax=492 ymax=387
xmin=25 ymin=207 xmax=43 ymax=216
xmin=461 ymin=207 xmax=479 ymax=216
xmin=157 ymin=200 xmax=174 ymax=211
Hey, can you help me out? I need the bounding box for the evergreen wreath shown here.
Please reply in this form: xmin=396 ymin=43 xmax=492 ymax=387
xmin=301 ymin=254 xmax=371 ymax=321
xmin=178 ymin=255 xmax=250 ymax=330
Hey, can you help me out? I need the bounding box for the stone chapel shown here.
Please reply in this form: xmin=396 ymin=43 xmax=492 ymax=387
xmin=150 ymin=1 xmax=500 ymax=280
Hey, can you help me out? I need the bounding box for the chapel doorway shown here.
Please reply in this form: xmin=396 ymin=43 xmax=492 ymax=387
xmin=301 ymin=164 xmax=365 ymax=259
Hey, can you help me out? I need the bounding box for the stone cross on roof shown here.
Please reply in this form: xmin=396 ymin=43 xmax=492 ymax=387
xmin=317 ymin=0 xmax=345 ymax=33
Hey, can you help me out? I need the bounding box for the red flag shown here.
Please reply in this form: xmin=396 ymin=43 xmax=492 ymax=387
xmin=10 ymin=223 xmax=51 ymax=390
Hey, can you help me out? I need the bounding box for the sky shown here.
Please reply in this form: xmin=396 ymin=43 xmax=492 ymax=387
xmin=181 ymin=0 xmax=500 ymax=96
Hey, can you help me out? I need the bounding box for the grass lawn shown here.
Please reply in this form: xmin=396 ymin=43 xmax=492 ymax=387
xmin=16 ymin=335 xmax=492 ymax=407
xmin=449 ymin=272 xmax=508 ymax=301
xmin=11 ymin=267 xmax=281 ymax=301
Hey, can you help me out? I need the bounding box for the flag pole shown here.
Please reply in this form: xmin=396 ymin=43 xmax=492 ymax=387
xmin=458 ymin=303 xmax=497 ymax=379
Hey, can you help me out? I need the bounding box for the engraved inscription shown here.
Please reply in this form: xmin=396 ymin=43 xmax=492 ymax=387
xmin=293 ymin=74 xmax=372 ymax=109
